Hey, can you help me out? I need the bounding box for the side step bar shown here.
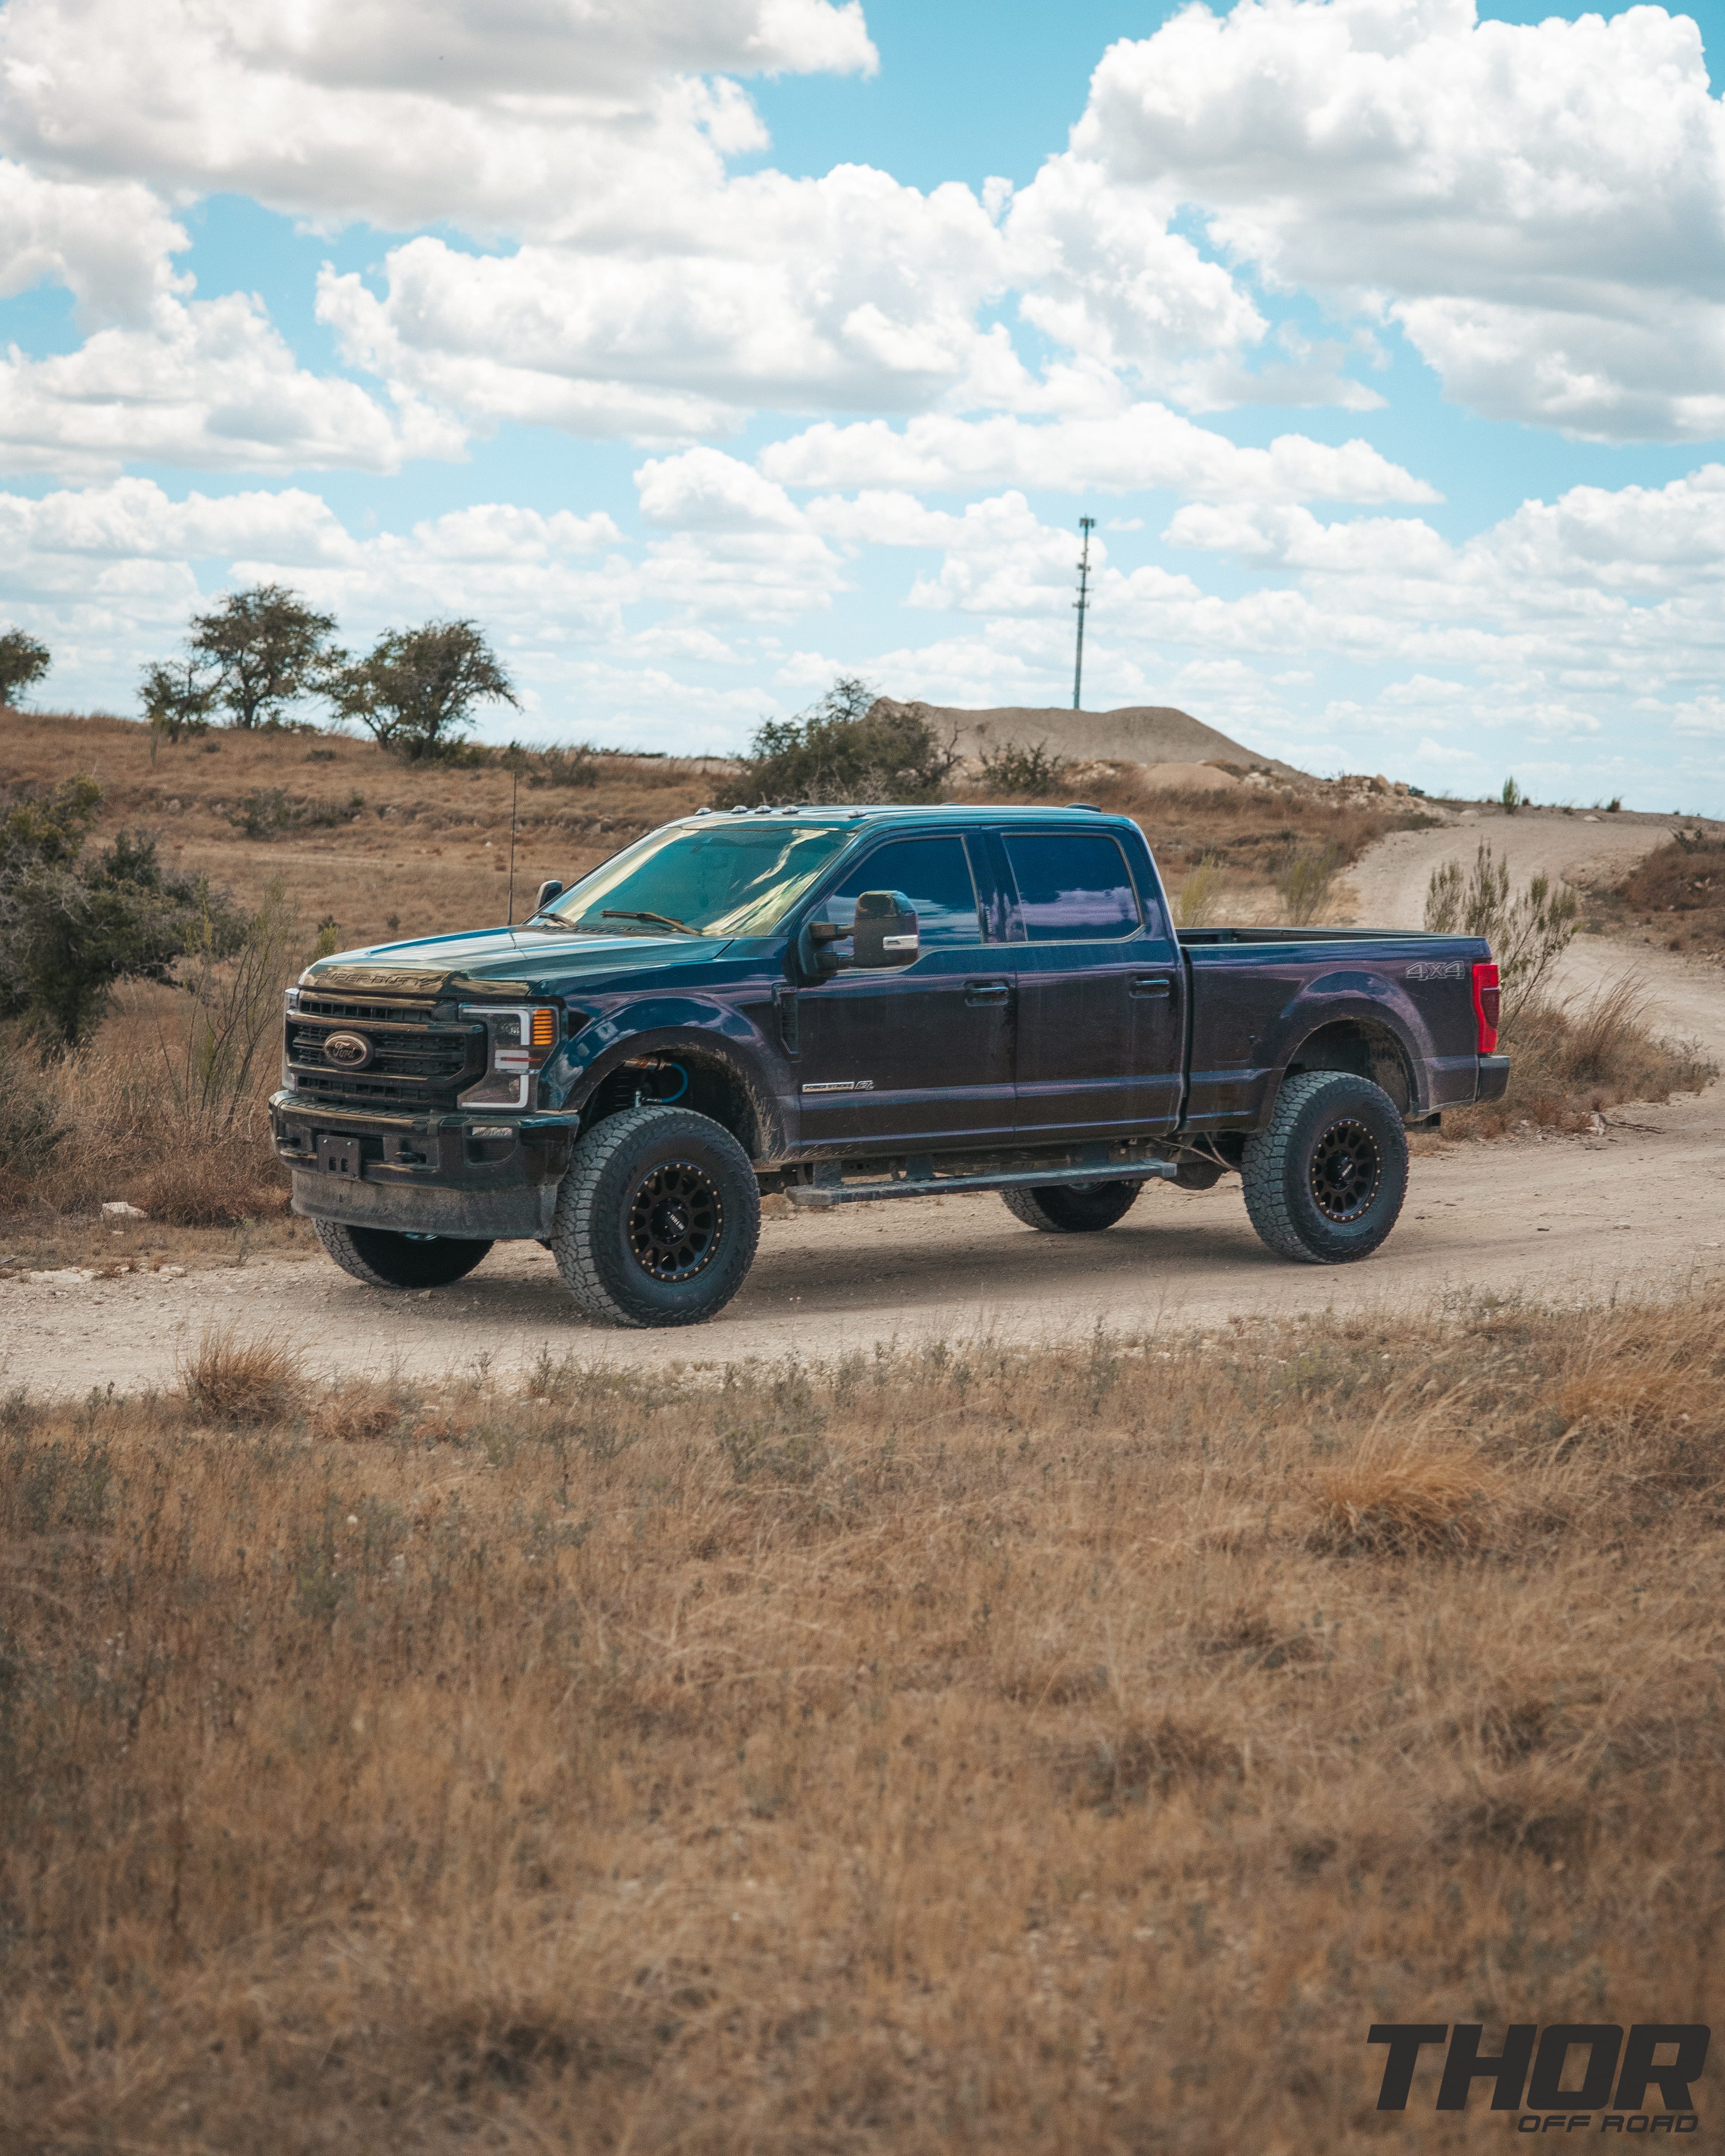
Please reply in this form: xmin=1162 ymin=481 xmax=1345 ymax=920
xmin=785 ymin=1159 xmax=1180 ymax=1211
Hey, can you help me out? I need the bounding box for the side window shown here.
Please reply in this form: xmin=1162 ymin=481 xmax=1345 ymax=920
xmin=824 ymin=836 xmax=983 ymax=948
xmin=1003 ymin=833 xmax=1142 ymax=942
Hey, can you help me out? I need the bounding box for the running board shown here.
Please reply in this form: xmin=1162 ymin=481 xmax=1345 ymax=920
xmin=784 ymin=1159 xmax=1180 ymax=1210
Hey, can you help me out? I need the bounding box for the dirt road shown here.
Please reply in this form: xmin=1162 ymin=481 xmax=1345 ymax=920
xmin=9 ymin=807 xmax=1724 ymax=1400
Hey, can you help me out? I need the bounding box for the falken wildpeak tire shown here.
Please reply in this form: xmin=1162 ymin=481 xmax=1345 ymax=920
xmin=1241 ymin=1070 xmax=1408 ymax=1264
xmin=1001 ymin=1181 xmax=1143 ymax=1234
xmin=314 ymin=1219 xmax=493 ymax=1288
xmin=550 ymin=1104 xmax=760 ymax=1328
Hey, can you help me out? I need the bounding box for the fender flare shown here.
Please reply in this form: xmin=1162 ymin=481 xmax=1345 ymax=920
xmin=548 ymin=999 xmax=789 ymax=1159
xmin=1267 ymin=975 xmax=1434 ymax=1117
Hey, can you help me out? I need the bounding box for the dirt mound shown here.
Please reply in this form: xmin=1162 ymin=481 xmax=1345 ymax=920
xmin=870 ymin=698 xmax=1306 ymax=780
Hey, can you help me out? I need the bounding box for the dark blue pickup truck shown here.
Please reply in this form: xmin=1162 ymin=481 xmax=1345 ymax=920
xmin=271 ymin=803 xmax=1507 ymax=1326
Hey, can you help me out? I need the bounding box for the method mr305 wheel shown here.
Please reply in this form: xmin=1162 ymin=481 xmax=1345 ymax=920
xmin=550 ymin=1104 xmax=761 ymax=1328
xmin=314 ymin=1220 xmax=494 ymax=1288
xmin=1001 ymin=1181 xmax=1143 ymax=1234
xmin=1241 ymin=1070 xmax=1409 ymax=1264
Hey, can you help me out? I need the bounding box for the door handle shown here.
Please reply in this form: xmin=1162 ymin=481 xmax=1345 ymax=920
xmin=965 ymin=979 xmax=1011 ymax=1007
xmin=1130 ymin=974 xmax=1174 ymax=999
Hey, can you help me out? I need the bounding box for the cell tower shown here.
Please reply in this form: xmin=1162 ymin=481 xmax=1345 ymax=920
xmin=1072 ymin=515 xmax=1096 ymax=712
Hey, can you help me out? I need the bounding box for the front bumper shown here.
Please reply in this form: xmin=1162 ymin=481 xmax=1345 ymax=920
xmin=1475 ymin=1052 xmax=1511 ymax=1104
xmin=270 ymin=1092 xmax=575 ymax=1240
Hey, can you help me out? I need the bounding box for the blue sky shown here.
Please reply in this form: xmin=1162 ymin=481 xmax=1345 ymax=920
xmin=3 ymin=0 xmax=1725 ymax=812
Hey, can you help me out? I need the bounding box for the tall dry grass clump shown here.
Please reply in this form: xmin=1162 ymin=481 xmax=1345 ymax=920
xmin=1447 ymin=970 xmax=1715 ymax=1136
xmin=178 ymin=1322 xmax=302 ymax=1423
xmin=2 ymin=1286 xmax=1722 ymax=2150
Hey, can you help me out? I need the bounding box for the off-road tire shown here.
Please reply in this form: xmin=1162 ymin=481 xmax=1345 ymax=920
xmin=314 ymin=1219 xmax=494 ymax=1288
xmin=1001 ymin=1180 xmax=1143 ymax=1234
xmin=550 ymin=1104 xmax=760 ymax=1328
xmin=1241 ymin=1070 xmax=1408 ymax=1264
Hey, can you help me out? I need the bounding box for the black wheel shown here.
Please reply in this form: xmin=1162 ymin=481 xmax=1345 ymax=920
xmin=314 ymin=1219 xmax=493 ymax=1288
xmin=550 ymin=1104 xmax=760 ymax=1328
xmin=1241 ymin=1070 xmax=1408 ymax=1264
xmin=1001 ymin=1180 xmax=1143 ymax=1234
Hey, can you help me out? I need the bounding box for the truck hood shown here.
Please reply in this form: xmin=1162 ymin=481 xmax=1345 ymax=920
xmin=303 ymin=925 xmax=733 ymax=997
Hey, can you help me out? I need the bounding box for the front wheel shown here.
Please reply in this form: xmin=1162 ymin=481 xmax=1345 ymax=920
xmin=550 ymin=1104 xmax=761 ymax=1328
xmin=1001 ymin=1181 xmax=1143 ymax=1234
xmin=1241 ymin=1070 xmax=1408 ymax=1264
xmin=314 ymin=1220 xmax=493 ymax=1288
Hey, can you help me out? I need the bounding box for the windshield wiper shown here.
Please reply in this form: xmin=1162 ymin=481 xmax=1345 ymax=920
xmin=599 ymin=909 xmax=699 ymax=935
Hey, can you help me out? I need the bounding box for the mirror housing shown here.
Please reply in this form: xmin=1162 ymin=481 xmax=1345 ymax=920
xmin=851 ymin=890 xmax=919 ymax=969
xmin=534 ymin=878 xmax=565 ymax=914
xmin=797 ymin=918 xmax=848 ymax=979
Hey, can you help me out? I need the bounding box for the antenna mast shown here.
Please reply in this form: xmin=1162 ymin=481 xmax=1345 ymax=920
xmin=1072 ymin=515 xmax=1096 ymax=712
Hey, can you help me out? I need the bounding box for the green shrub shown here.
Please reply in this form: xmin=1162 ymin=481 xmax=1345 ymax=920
xmin=721 ymin=678 xmax=958 ymax=806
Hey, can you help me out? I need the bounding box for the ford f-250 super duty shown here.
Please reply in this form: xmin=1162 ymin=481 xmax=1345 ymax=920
xmin=270 ymin=803 xmax=1509 ymax=1327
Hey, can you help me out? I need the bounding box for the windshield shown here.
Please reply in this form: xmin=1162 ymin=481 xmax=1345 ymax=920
xmin=540 ymin=821 xmax=852 ymax=938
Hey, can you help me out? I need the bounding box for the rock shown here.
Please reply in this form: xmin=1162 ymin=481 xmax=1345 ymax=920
xmin=101 ymin=1200 xmax=148 ymax=1219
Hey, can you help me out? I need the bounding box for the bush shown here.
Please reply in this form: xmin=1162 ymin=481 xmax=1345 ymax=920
xmin=0 ymin=1038 xmax=69 ymax=1187
xmin=228 ymin=787 xmax=365 ymax=839
xmin=976 ymin=739 xmax=1071 ymax=796
xmin=1274 ymin=839 xmax=1344 ymax=925
xmin=179 ymin=1325 xmax=301 ymax=1423
xmin=0 ymin=627 xmax=51 ymax=705
xmin=1424 ymin=839 xmax=1577 ymax=1017
xmin=1173 ymin=854 xmax=1225 ymax=929
xmin=0 ymin=778 xmax=232 ymax=1046
xmin=720 ymin=678 xmax=959 ymax=806
xmin=1446 ymin=974 xmax=1715 ymax=1136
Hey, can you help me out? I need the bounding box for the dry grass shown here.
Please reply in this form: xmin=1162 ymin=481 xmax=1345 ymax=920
xmin=2 ymin=1287 xmax=1722 ymax=2150
xmin=178 ymin=1321 xmax=303 ymax=1423
xmin=1445 ymin=972 xmax=1716 ymax=1137
xmin=1616 ymin=826 xmax=1725 ymax=959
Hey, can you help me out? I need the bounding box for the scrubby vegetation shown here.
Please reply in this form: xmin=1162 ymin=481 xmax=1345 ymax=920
xmin=720 ymin=677 xmax=961 ymax=806
xmin=1616 ymin=824 xmax=1725 ymax=959
xmin=2 ymin=1286 xmax=1722 ymax=2148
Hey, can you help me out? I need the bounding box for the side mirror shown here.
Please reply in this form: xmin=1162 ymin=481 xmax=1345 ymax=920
xmin=796 ymin=918 xmax=848 ymax=978
xmin=851 ymin=890 xmax=919 ymax=968
xmin=534 ymin=878 xmax=565 ymax=914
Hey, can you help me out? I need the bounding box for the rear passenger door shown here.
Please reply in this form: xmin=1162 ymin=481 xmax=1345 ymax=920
xmin=999 ymin=827 xmax=1184 ymax=1140
xmin=791 ymin=833 xmax=1015 ymax=1152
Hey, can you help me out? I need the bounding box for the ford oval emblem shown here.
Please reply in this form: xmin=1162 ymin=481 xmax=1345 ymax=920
xmin=322 ymin=1030 xmax=373 ymax=1070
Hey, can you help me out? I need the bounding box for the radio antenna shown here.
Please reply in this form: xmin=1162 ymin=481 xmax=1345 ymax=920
xmin=506 ymin=765 xmax=519 ymax=925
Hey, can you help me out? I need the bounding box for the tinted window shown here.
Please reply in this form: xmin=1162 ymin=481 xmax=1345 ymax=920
xmin=825 ymin=836 xmax=982 ymax=948
xmin=1004 ymin=833 xmax=1141 ymax=941
xmin=545 ymin=821 xmax=850 ymax=937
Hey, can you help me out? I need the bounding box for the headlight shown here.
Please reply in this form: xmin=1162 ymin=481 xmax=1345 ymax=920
xmin=459 ymin=1004 xmax=558 ymax=1110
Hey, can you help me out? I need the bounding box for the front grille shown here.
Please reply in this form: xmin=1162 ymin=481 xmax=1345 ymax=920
xmin=286 ymin=996 xmax=480 ymax=1110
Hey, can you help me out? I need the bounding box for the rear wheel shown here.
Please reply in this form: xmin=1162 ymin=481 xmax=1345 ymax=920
xmin=1001 ymin=1180 xmax=1143 ymax=1234
xmin=314 ymin=1219 xmax=494 ymax=1288
xmin=551 ymin=1104 xmax=760 ymax=1328
xmin=1241 ymin=1070 xmax=1408 ymax=1263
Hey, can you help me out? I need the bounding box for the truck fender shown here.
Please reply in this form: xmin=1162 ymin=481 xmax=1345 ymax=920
xmin=549 ymin=1000 xmax=788 ymax=1161
xmin=1268 ymin=972 xmax=1433 ymax=1117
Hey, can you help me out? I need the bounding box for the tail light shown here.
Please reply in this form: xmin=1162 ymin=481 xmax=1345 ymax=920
xmin=459 ymin=1004 xmax=558 ymax=1109
xmin=1472 ymin=962 xmax=1500 ymax=1053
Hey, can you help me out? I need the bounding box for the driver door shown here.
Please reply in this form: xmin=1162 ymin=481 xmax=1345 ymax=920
xmin=792 ymin=833 xmax=1015 ymax=1152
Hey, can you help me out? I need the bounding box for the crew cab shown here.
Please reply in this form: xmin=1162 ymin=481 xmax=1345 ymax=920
xmin=270 ymin=803 xmax=1508 ymax=1326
